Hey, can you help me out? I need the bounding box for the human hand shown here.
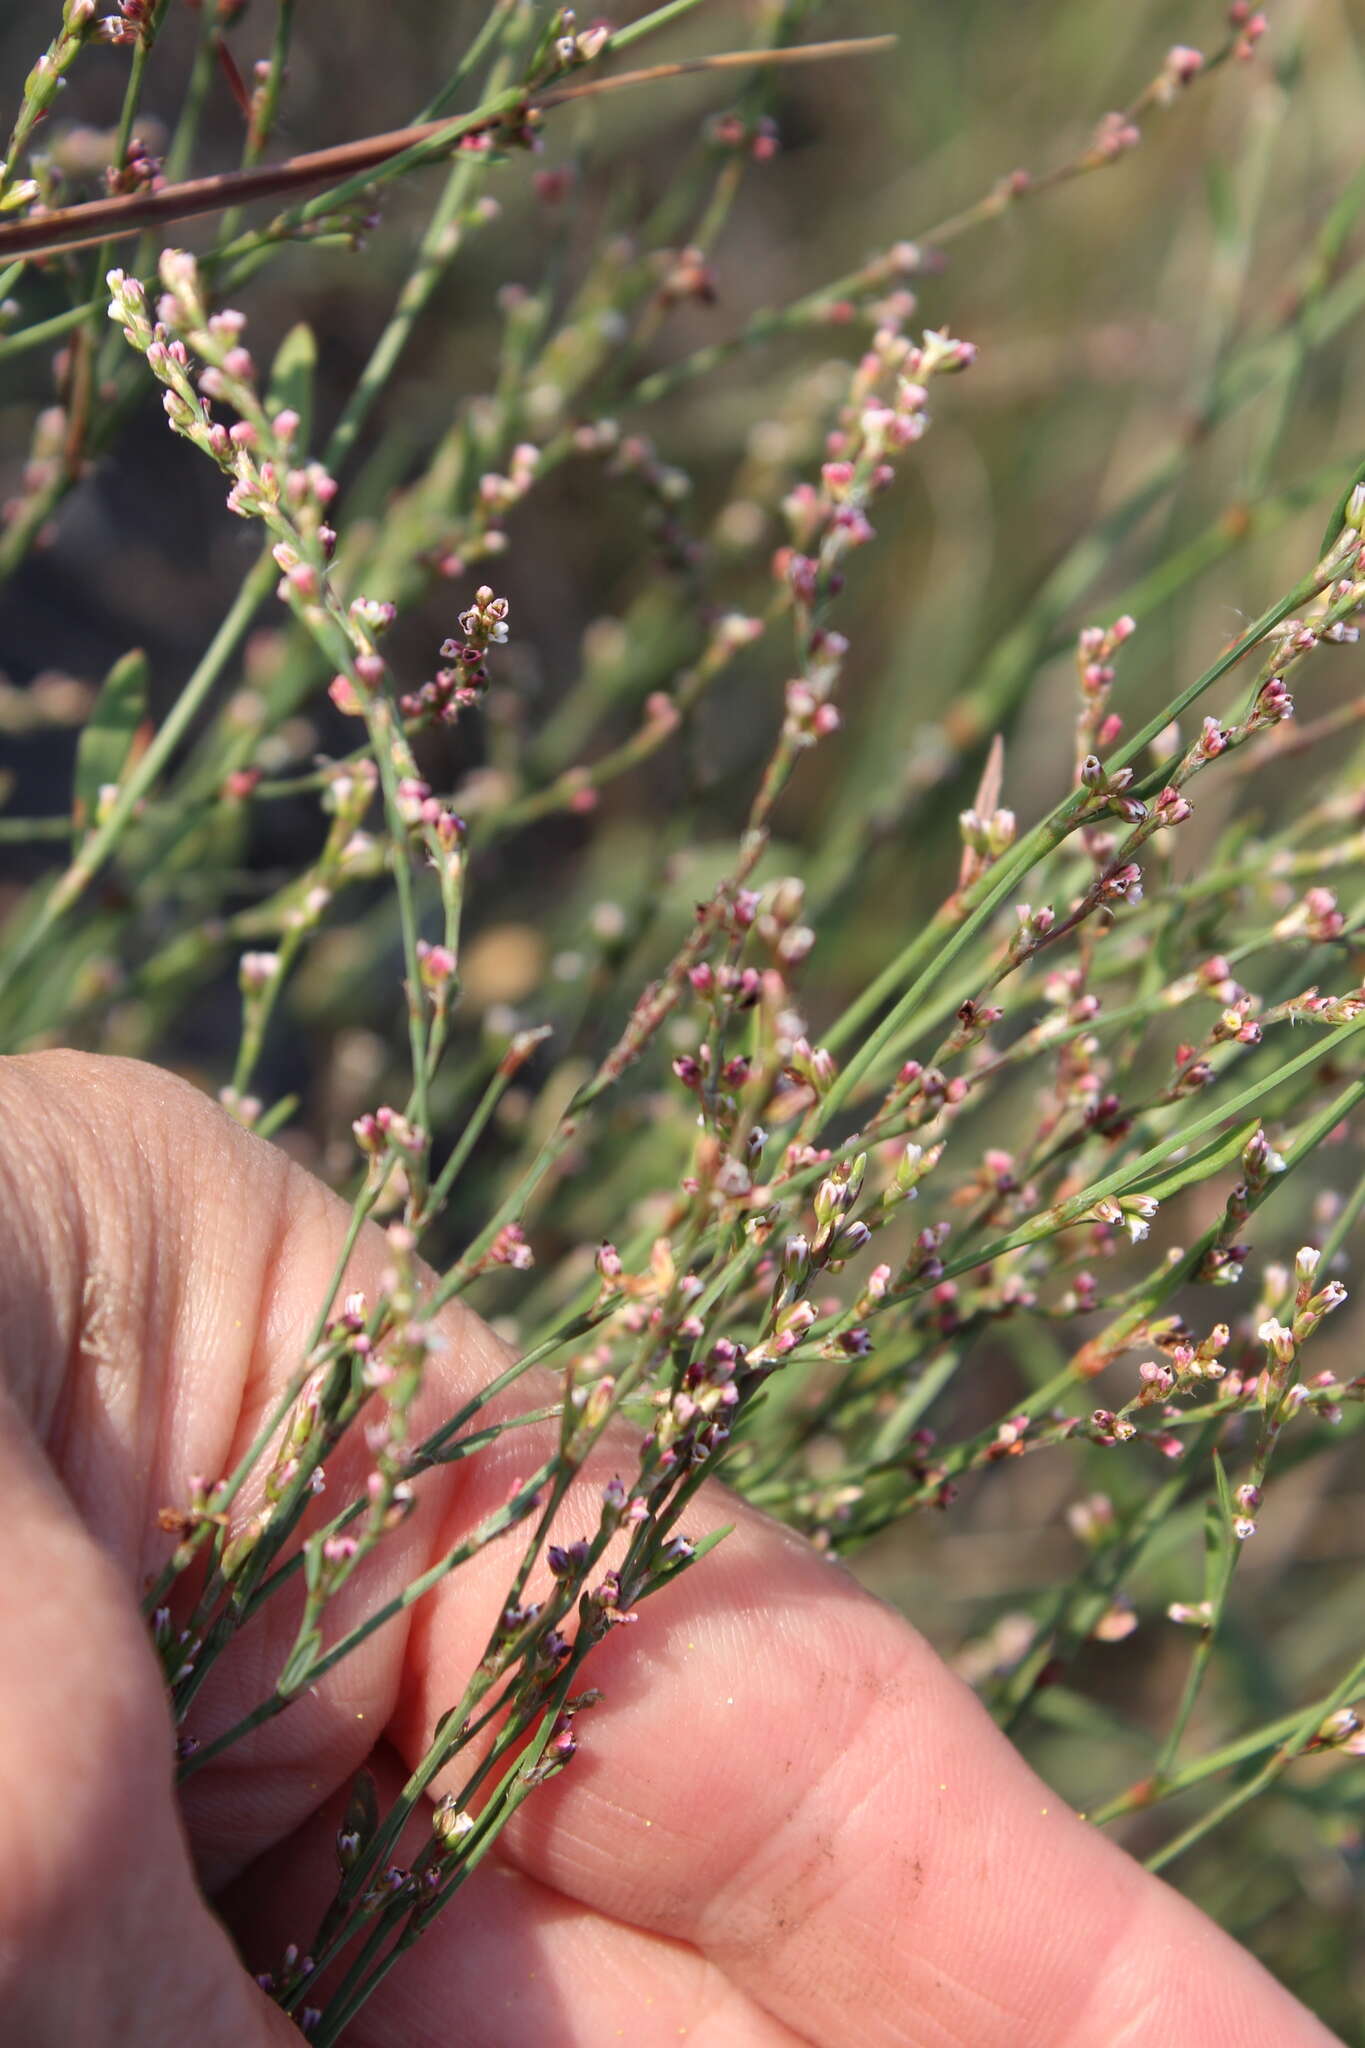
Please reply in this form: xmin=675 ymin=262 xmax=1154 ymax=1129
xmin=0 ymin=1053 xmax=1341 ymax=2045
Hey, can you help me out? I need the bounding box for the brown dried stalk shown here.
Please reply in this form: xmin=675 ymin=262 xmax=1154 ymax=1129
xmin=0 ymin=37 xmax=896 ymax=264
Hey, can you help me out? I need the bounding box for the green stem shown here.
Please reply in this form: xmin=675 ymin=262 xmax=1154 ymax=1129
xmin=1143 ymin=1640 xmax=1365 ymax=1874
xmin=0 ymin=556 xmax=275 ymax=1020
xmin=1088 ymin=1682 xmax=1365 ymax=1828
xmin=813 ymin=555 xmax=1337 ymax=1123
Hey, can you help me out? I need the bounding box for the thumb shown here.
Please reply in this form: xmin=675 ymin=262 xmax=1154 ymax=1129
xmin=0 ymin=1377 xmax=299 ymax=2045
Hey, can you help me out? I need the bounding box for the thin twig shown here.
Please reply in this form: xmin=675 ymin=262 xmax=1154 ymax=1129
xmin=0 ymin=38 xmax=895 ymax=264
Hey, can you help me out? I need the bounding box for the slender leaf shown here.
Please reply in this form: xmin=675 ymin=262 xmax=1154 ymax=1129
xmin=73 ymin=647 xmax=149 ymax=833
xmin=266 ymin=322 xmax=317 ymax=449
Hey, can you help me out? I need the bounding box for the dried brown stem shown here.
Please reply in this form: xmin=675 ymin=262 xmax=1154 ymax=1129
xmin=0 ymin=37 xmax=895 ymax=264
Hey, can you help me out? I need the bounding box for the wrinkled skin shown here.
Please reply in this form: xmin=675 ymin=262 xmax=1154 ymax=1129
xmin=0 ymin=1053 xmax=1342 ymax=2046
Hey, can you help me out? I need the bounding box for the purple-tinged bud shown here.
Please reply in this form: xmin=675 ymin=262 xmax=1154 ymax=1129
xmin=595 ymin=1241 xmax=623 ymax=1284
xmin=1100 ymin=862 xmax=1143 ymax=905
xmin=782 ymin=1234 xmax=810 ymax=1282
xmin=373 ymin=1105 xmax=428 ymax=1159
xmin=432 ymin=1796 xmax=475 ymax=1849
xmin=489 ymin=1222 xmax=533 ymax=1270
xmin=1257 ymin=1316 xmax=1296 ymax=1365
xmin=788 ymin=1036 xmax=838 ymax=1095
xmin=1138 ymin=1360 xmax=1175 ymax=1400
xmin=1167 ymin=1599 xmax=1213 ymax=1626
xmin=1317 ymin=1708 xmax=1364 ymax=1750
xmin=1155 ymin=44 xmax=1204 ymax=103
xmin=1254 ymin=677 xmax=1293 ymax=723
xmin=239 ymin=949 xmax=279 ymax=992
xmin=1093 ymin=111 xmax=1141 ymax=157
xmin=416 ymin=940 xmax=457 ymax=989
xmin=920 ymin=326 xmax=976 ymax=373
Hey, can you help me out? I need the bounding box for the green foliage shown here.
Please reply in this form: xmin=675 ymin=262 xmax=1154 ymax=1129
xmin=72 ymin=646 xmax=148 ymax=834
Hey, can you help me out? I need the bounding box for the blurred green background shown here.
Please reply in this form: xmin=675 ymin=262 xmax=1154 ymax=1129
xmin=2 ymin=0 xmax=1364 ymax=2031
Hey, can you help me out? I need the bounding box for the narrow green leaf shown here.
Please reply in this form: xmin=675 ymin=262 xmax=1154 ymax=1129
xmin=1210 ymin=1448 xmax=1237 ymax=1528
xmin=266 ymin=322 xmax=317 ymax=449
xmin=611 ymin=0 xmax=712 ymax=51
xmin=339 ymin=1766 xmax=380 ymax=1856
xmin=73 ymin=647 xmax=148 ymax=832
xmin=1130 ymin=1122 xmax=1257 ymax=1205
xmin=685 ymin=1522 xmax=733 ymax=1565
xmin=278 ymin=1627 xmax=323 ymax=1694
xmin=1204 ymin=162 xmax=1238 ymax=252
xmin=302 ymin=1532 xmax=326 ymax=1595
xmin=1206 ymin=1453 xmax=1243 ymax=1606
xmin=254 ymin=1093 xmax=300 ymax=1139
xmin=1319 ymin=453 xmax=1365 ymax=559
xmin=1202 ymin=1460 xmax=1236 ymax=1606
xmin=641 ymin=1522 xmax=733 ymax=1597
